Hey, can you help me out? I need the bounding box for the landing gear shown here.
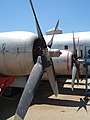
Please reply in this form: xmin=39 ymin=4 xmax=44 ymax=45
xmin=2 ymin=87 xmax=13 ymax=97
xmin=2 ymin=87 xmax=23 ymax=97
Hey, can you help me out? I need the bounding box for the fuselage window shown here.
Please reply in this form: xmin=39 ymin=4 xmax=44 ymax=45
xmin=64 ymin=45 xmax=68 ymax=50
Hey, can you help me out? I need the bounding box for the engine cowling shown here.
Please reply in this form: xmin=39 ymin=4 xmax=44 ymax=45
xmin=53 ymin=50 xmax=73 ymax=75
xmin=0 ymin=31 xmax=40 ymax=76
xmin=0 ymin=31 xmax=73 ymax=77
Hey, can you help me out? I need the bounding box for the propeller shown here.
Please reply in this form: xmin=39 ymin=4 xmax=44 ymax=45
xmin=47 ymin=20 xmax=59 ymax=48
xmin=71 ymin=32 xmax=79 ymax=91
xmin=14 ymin=0 xmax=59 ymax=119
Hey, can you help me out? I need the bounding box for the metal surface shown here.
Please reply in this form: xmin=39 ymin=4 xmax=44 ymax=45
xmin=15 ymin=58 xmax=43 ymax=119
xmin=0 ymin=31 xmax=90 ymax=76
xmin=47 ymin=20 xmax=59 ymax=48
xmin=14 ymin=0 xmax=59 ymax=119
xmin=71 ymin=33 xmax=79 ymax=90
xmin=53 ymin=50 xmax=72 ymax=75
xmin=45 ymin=65 xmax=59 ymax=97
xmin=10 ymin=76 xmax=28 ymax=88
xmin=71 ymin=63 xmax=77 ymax=91
xmin=0 ymin=31 xmax=38 ymax=76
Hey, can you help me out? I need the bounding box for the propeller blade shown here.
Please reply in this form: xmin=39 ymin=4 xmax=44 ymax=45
xmin=76 ymin=64 xmax=79 ymax=85
xmin=14 ymin=1 xmax=59 ymax=119
xmin=29 ymin=0 xmax=59 ymax=96
xmin=71 ymin=63 xmax=77 ymax=91
xmin=72 ymin=32 xmax=80 ymax=90
xmin=45 ymin=59 xmax=59 ymax=97
xmin=47 ymin=20 xmax=59 ymax=48
xmin=14 ymin=56 xmax=43 ymax=120
xmin=29 ymin=0 xmax=58 ymax=96
xmin=73 ymin=32 xmax=77 ymax=58
xmin=29 ymin=0 xmax=47 ymax=48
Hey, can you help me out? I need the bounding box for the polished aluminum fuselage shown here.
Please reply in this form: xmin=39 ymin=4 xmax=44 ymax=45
xmin=45 ymin=31 xmax=90 ymax=75
xmin=0 ymin=31 xmax=90 ymax=76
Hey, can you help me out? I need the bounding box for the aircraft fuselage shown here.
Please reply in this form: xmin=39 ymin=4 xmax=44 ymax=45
xmin=0 ymin=31 xmax=90 ymax=77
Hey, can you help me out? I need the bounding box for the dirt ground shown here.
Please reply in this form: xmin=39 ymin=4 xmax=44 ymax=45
xmin=0 ymin=78 xmax=90 ymax=120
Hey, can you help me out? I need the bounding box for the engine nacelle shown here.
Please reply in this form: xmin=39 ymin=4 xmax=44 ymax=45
xmin=53 ymin=50 xmax=73 ymax=75
xmin=0 ymin=31 xmax=73 ymax=77
xmin=0 ymin=31 xmax=40 ymax=76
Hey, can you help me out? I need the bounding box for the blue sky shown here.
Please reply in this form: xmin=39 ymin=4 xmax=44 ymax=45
xmin=0 ymin=0 xmax=90 ymax=34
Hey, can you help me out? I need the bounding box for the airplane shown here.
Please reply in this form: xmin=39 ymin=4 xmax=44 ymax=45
xmin=0 ymin=0 xmax=90 ymax=120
